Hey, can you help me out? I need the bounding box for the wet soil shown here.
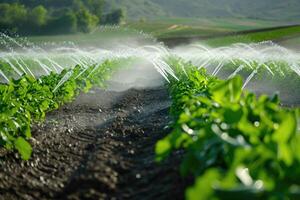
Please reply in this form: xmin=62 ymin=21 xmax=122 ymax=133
xmin=0 ymin=87 xmax=187 ymax=200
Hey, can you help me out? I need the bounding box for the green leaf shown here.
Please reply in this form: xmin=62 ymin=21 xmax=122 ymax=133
xmin=278 ymin=143 xmax=293 ymax=166
xmin=272 ymin=112 xmax=297 ymax=143
xmin=186 ymin=169 xmax=221 ymax=200
xmin=270 ymin=92 xmax=280 ymax=104
xmin=228 ymin=76 xmax=243 ymax=102
xmin=223 ymin=106 xmax=243 ymax=124
xmin=211 ymin=76 xmax=242 ymax=104
xmin=14 ymin=137 xmax=32 ymax=160
xmin=155 ymin=138 xmax=171 ymax=162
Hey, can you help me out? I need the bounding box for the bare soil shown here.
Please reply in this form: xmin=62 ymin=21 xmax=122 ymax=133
xmin=0 ymin=86 xmax=187 ymax=200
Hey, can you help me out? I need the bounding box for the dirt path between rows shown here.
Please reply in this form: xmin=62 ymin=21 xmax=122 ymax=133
xmin=0 ymin=87 xmax=187 ymax=200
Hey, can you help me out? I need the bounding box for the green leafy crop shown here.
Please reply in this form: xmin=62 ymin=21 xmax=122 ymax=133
xmin=157 ymin=59 xmax=300 ymax=199
xmin=0 ymin=59 xmax=125 ymax=160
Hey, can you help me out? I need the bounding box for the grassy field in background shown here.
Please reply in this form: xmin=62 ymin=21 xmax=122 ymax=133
xmin=27 ymin=26 xmax=155 ymax=47
xmin=203 ymin=25 xmax=300 ymax=46
xmin=26 ymin=17 xmax=300 ymax=49
xmin=127 ymin=17 xmax=285 ymax=39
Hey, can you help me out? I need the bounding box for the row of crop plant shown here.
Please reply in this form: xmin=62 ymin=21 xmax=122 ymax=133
xmin=156 ymin=59 xmax=300 ymax=199
xmin=0 ymin=59 xmax=127 ymax=160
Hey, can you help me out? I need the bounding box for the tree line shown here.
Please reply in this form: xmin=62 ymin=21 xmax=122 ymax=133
xmin=0 ymin=0 xmax=125 ymax=35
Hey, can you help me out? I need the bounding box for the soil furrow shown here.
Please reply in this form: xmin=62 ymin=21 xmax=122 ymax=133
xmin=0 ymin=87 xmax=187 ymax=200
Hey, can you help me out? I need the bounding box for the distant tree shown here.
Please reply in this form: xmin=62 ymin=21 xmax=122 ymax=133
xmin=104 ymin=8 xmax=125 ymax=25
xmin=76 ymin=8 xmax=99 ymax=33
xmin=0 ymin=3 xmax=27 ymax=31
xmin=85 ymin=0 xmax=104 ymax=23
xmin=63 ymin=11 xmax=78 ymax=33
xmin=45 ymin=10 xmax=77 ymax=34
xmin=72 ymin=0 xmax=85 ymax=11
xmin=0 ymin=0 xmax=125 ymax=35
xmin=0 ymin=3 xmax=12 ymax=29
xmin=28 ymin=5 xmax=48 ymax=27
xmin=8 ymin=3 xmax=27 ymax=26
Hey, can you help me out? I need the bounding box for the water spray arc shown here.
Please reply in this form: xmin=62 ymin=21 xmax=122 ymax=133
xmin=0 ymin=33 xmax=300 ymax=92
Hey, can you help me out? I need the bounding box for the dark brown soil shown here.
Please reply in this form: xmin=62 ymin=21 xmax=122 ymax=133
xmin=0 ymin=87 xmax=187 ymax=200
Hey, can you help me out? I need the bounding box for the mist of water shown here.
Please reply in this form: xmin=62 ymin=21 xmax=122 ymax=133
xmin=173 ymin=41 xmax=300 ymax=77
xmin=0 ymin=31 xmax=300 ymax=103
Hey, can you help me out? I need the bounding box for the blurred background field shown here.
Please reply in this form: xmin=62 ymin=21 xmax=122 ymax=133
xmin=0 ymin=0 xmax=299 ymax=49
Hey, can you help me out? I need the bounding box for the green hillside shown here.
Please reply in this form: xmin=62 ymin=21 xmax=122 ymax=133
xmin=1 ymin=0 xmax=300 ymax=22
xmin=103 ymin=0 xmax=166 ymax=19
xmin=106 ymin=0 xmax=300 ymax=22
